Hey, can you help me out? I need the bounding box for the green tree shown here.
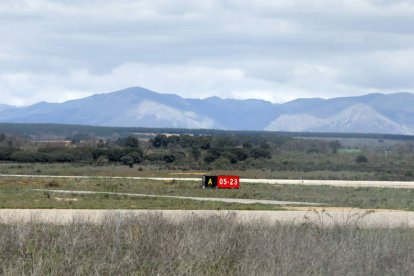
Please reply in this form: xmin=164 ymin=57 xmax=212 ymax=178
xmin=120 ymin=155 xmax=134 ymax=168
xmin=129 ymin=151 xmax=143 ymax=163
xmin=106 ymin=149 xmax=126 ymax=162
xmin=250 ymin=148 xmax=272 ymax=159
xmin=190 ymin=147 xmax=201 ymax=161
xmin=329 ymin=140 xmax=341 ymax=154
xmin=151 ymin=135 xmax=168 ymax=148
xmin=97 ymin=139 xmax=105 ymax=148
xmin=117 ymin=136 xmax=140 ymax=148
xmin=163 ymin=154 xmax=176 ymax=163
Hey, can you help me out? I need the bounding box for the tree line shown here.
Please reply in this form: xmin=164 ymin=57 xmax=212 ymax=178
xmin=0 ymin=132 xmax=378 ymax=171
xmin=0 ymin=133 xmax=287 ymax=167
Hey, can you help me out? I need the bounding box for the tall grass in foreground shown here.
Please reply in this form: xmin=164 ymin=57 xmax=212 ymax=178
xmin=0 ymin=214 xmax=413 ymax=275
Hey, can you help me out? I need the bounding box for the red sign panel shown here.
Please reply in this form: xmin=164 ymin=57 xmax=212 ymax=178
xmin=217 ymin=175 xmax=240 ymax=189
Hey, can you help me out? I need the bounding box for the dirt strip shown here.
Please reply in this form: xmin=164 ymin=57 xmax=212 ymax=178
xmin=1 ymin=209 xmax=414 ymax=228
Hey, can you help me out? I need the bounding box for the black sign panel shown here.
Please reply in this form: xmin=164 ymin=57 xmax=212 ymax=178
xmin=202 ymin=175 xmax=217 ymax=188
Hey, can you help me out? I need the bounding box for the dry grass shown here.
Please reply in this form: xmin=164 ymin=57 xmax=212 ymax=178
xmin=0 ymin=162 xmax=391 ymax=180
xmin=2 ymin=176 xmax=414 ymax=211
xmin=0 ymin=213 xmax=413 ymax=275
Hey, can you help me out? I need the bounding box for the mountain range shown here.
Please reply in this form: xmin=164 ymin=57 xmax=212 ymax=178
xmin=0 ymin=87 xmax=413 ymax=135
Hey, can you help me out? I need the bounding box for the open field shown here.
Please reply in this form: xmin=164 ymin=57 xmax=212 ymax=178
xmin=2 ymin=175 xmax=414 ymax=211
xmin=0 ymin=213 xmax=413 ymax=275
xmin=0 ymin=134 xmax=414 ymax=274
xmin=3 ymin=173 xmax=414 ymax=188
xmin=0 ymin=173 xmax=414 ymax=189
xmin=0 ymin=188 xmax=283 ymax=211
xmin=1 ymin=162 xmax=413 ymax=182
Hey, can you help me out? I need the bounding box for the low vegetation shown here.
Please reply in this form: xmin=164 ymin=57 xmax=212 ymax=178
xmin=2 ymin=129 xmax=414 ymax=181
xmin=0 ymin=214 xmax=413 ymax=275
xmin=1 ymin=125 xmax=413 ymax=274
xmin=1 ymin=177 xmax=414 ymax=210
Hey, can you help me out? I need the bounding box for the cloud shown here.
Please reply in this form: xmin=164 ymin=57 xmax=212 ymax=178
xmin=0 ymin=63 xmax=284 ymax=105
xmin=0 ymin=0 xmax=414 ymax=105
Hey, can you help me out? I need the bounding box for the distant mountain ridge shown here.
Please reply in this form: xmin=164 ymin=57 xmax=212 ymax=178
xmin=265 ymin=103 xmax=412 ymax=134
xmin=0 ymin=104 xmax=15 ymax=113
xmin=0 ymin=87 xmax=413 ymax=134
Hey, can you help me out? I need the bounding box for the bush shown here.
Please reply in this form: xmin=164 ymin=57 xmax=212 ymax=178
xmin=151 ymin=135 xmax=169 ymax=148
xmin=163 ymin=154 xmax=176 ymax=163
xmin=107 ymin=149 xmax=127 ymax=162
xmin=0 ymin=147 xmax=15 ymax=160
xmin=222 ymin=151 xmax=238 ymax=164
xmin=145 ymin=153 xmax=164 ymax=161
xmin=10 ymin=151 xmax=37 ymax=162
xmin=128 ymin=151 xmax=143 ymax=163
xmin=229 ymin=148 xmax=249 ymax=161
xmin=250 ymin=148 xmax=272 ymax=159
xmin=48 ymin=152 xmax=76 ymax=162
xmin=204 ymin=153 xmax=217 ymax=163
xmin=356 ymin=155 xmax=368 ymax=163
xmin=45 ymin=180 xmax=60 ymax=187
xmin=213 ymin=157 xmax=231 ymax=168
xmin=120 ymin=155 xmax=134 ymax=168
xmin=95 ymin=156 xmax=109 ymax=166
xmin=116 ymin=136 xmax=140 ymax=148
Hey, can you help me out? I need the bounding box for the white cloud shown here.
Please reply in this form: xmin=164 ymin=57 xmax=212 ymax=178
xmin=0 ymin=0 xmax=414 ymax=105
xmin=0 ymin=63 xmax=284 ymax=105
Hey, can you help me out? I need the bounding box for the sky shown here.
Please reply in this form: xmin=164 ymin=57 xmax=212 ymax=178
xmin=1 ymin=0 xmax=414 ymax=106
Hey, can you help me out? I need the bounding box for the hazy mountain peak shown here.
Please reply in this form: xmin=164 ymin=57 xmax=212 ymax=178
xmin=0 ymin=88 xmax=413 ymax=134
xmin=125 ymin=100 xmax=217 ymax=129
xmin=266 ymin=103 xmax=413 ymax=134
xmin=0 ymin=104 xmax=15 ymax=112
xmin=265 ymin=113 xmax=321 ymax=132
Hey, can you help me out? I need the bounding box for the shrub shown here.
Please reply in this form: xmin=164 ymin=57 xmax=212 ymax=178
xmin=10 ymin=151 xmax=37 ymax=162
xmin=107 ymin=149 xmax=127 ymax=162
xmin=0 ymin=147 xmax=15 ymax=160
xmin=356 ymin=155 xmax=368 ymax=163
xmin=128 ymin=151 xmax=143 ymax=163
xmin=145 ymin=153 xmax=164 ymax=161
xmin=95 ymin=156 xmax=110 ymax=166
xmin=250 ymin=148 xmax=272 ymax=159
xmin=45 ymin=180 xmax=60 ymax=187
xmin=120 ymin=155 xmax=134 ymax=168
xmin=163 ymin=154 xmax=176 ymax=163
xmin=204 ymin=153 xmax=217 ymax=163
xmin=116 ymin=136 xmax=140 ymax=148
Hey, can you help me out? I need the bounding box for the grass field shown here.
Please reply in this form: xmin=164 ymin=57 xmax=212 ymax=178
xmin=1 ymin=164 xmax=413 ymax=274
xmin=1 ymin=176 xmax=414 ymax=210
xmin=0 ymin=214 xmax=413 ymax=275
xmin=0 ymin=162 xmax=403 ymax=181
xmin=2 ymin=131 xmax=413 ymax=274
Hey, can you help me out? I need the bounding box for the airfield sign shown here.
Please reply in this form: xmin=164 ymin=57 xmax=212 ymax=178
xmin=202 ymin=175 xmax=240 ymax=189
